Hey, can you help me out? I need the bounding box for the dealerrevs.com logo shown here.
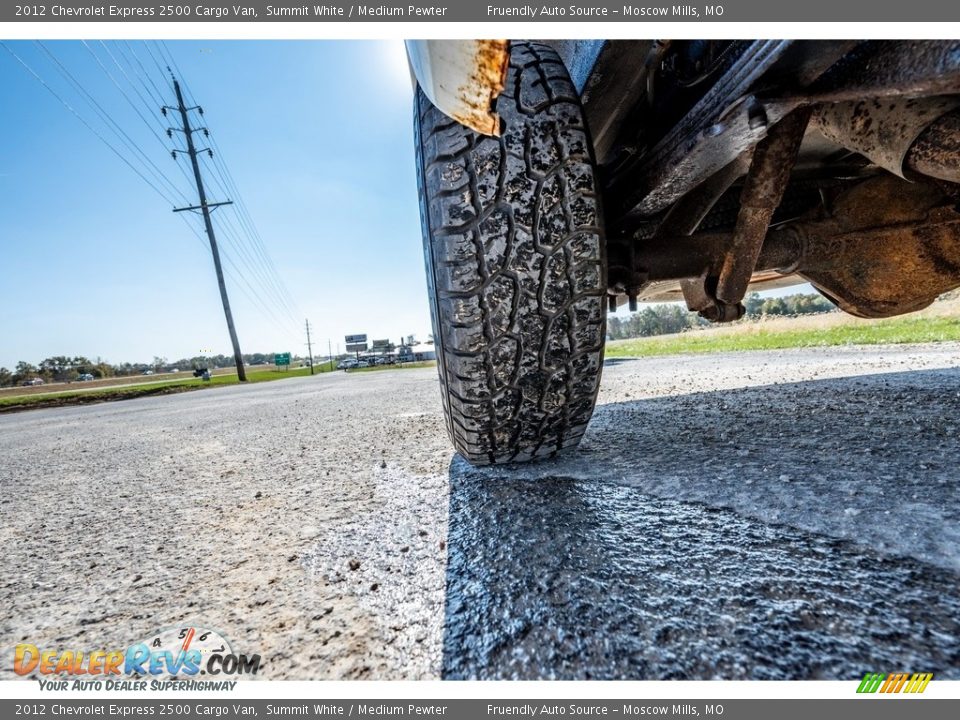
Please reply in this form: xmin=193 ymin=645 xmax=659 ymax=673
xmin=857 ymin=672 xmax=934 ymax=694
xmin=14 ymin=626 xmax=261 ymax=690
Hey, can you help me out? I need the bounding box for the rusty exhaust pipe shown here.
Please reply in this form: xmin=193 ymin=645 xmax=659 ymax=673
xmin=905 ymin=109 xmax=960 ymax=184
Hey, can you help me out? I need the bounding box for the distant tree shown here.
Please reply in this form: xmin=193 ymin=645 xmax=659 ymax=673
xmin=744 ymin=292 xmax=764 ymax=316
xmin=761 ymin=297 xmax=788 ymax=316
xmin=786 ymin=293 xmax=834 ymax=314
xmin=72 ymin=356 xmax=94 ymax=374
xmin=39 ymin=356 xmax=71 ymax=380
xmin=743 ymin=291 xmax=835 ymax=317
xmin=93 ymin=362 xmax=113 ymax=379
xmin=607 ymin=315 xmax=623 ymax=340
xmin=13 ymin=361 xmax=38 ymax=384
xmin=606 ymin=290 xmax=838 ymax=342
xmin=0 ymin=367 xmax=11 ymax=387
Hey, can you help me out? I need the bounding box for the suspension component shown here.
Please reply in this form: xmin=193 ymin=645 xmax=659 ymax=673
xmin=680 ymin=108 xmax=810 ymax=321
xmin=629 ymin=174 xmax=960 ymax=319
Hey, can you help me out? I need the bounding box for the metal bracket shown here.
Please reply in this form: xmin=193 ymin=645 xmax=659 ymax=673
xmin=173 ymin=200 xmax=233 ymax=214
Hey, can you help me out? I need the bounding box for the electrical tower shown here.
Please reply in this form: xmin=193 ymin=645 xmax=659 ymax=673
xmin=165 ymin=78 xmax=247 ymax=382
xmin=305 ymin=319 xmax=314 ymax=375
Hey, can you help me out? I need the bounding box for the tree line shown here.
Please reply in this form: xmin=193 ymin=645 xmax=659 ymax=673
xmin=1 ymin=293 xmax=835 ymax=387
xmin=606 ymin=291 xmax=836 ymax=341
xmin=0 ymin=352 xmax=304 ymax=388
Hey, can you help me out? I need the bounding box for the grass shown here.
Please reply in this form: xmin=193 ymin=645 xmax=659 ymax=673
xmin=606 ymin=310 xmax=960 ymax=359
xmin=0 ymin=365 xmax=327 ymax=412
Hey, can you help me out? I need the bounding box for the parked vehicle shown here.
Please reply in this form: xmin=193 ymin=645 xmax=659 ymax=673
xmin=408 ymin=39 xmax=960 ymax=465
xmin=76 ymin=373 xmax=95 ymax=382
xmin=21 ymin=378 xmax=44 ymax=387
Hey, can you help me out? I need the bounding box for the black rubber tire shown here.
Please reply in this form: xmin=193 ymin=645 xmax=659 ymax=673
xmin=414 ymin=41 xmax=607 ymax=465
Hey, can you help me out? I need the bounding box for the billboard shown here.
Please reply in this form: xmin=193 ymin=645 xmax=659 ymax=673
xmin=345 ymin=334 xmax=367 ymax=344
xmin=372 ymin=339 xmax=391 ymax=349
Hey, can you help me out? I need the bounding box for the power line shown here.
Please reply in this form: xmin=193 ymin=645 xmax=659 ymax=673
xmin=1 ymin=41 xmax=180 ymax=208
xmin=209 ymin=209 xmax=300 ymax=326
xmin=157 ymin=42 xmax=302 ymax=318
xmin=95 ymin=40 xmax=197 ymax=191
xmin=181 ymin=212 xmax=301 ymax=338
xmin=158 ymin=40 xmax=303 ymax=321
xmin=35 ymin=41 xmax=188 ymax=205
xmin=199 ymin=161 xmax=301 ymax=321
xmin=4 ymin=39 xmax=304 ymax=345
xmin=81 ymin=40 xmax=194 ymax=205
xmin=203 ymin=147 xmax=304 ymax=318
xmin=120 ymin=41 xmax=171 ymax=112
xmin=144 ymin=41 xmax=303 ymax=335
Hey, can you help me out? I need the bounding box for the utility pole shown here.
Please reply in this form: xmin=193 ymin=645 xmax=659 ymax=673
xmin=166 ymin=78 xmax=246 ymax=382
xmin=328 ymin=339 xmax=333 ymax=372
xmin=305 ymin=319 xmax=314 ymax=375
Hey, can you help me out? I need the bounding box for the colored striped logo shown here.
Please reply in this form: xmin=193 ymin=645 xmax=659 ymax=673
xmin=857 ymin=672 xmax=933 ymax=694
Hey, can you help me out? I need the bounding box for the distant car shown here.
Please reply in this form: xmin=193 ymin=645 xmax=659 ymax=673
xmin=338 ymin=359 xmax=359 ymax=370
xmin=375 ymin=357 xmax=394 ymax=366
xmin=76 ymin=373 xmax=95 ymax=382
xmin=142 ymin=370 xmax=154 ymax=375
xmin=356 ymin=360 xmax=370 ymax=368
xmin=21 ymin=378 xmax=44 ymax=386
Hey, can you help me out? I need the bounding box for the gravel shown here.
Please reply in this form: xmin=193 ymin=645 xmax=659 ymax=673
xmin=1 ymin=343 xmax=958 ymax=680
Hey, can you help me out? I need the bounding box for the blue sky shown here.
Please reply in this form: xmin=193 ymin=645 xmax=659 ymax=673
xmin=0 ymin=40 xmax=426 ymax=368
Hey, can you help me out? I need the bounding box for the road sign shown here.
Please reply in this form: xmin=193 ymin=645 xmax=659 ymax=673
xmin=372 ymin=339 xmax=391 ymax=349
xmin=345 ymin=343 xmax=367 ymax=353
xmin=345 ymin=334 xmax=367 ymax=344
xmin=274 ymin=353 xmax=291 ymax=366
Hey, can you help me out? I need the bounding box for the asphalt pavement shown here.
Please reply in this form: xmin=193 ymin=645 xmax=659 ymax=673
xmin=1 ymin=344 xmax=958 ymax=680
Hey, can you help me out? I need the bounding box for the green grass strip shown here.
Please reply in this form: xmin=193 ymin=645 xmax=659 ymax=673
xmin=605 ymin=316 xmax=960 ymax=358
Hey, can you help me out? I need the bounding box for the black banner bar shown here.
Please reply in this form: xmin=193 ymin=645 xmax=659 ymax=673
xmin=3 ymin=1 xmax=960 ymax=22
xmin=3 ymin=699 xmax=960 ymax=720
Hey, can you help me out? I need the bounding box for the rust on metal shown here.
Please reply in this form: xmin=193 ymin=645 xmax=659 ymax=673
xmin=796 ymin=175 xmax=960 ymax=318
xmin=607 ymin=153 xmax=751 ymax=311
xmin=906 ymin=109 xmax=960 ymax=184
xmin=630 ymin=175 xmax=960 ymax=319
xmin=814 ymin=96 xmax=960 ymax=178
xmin=715 ymin=107 xmax=811 ymax=307
xmin=452 ymin=40 xmax=510 ymax=136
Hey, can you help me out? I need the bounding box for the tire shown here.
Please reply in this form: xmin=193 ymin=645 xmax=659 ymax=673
xmin=414 ymin=41 xmax=607 ymax=465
